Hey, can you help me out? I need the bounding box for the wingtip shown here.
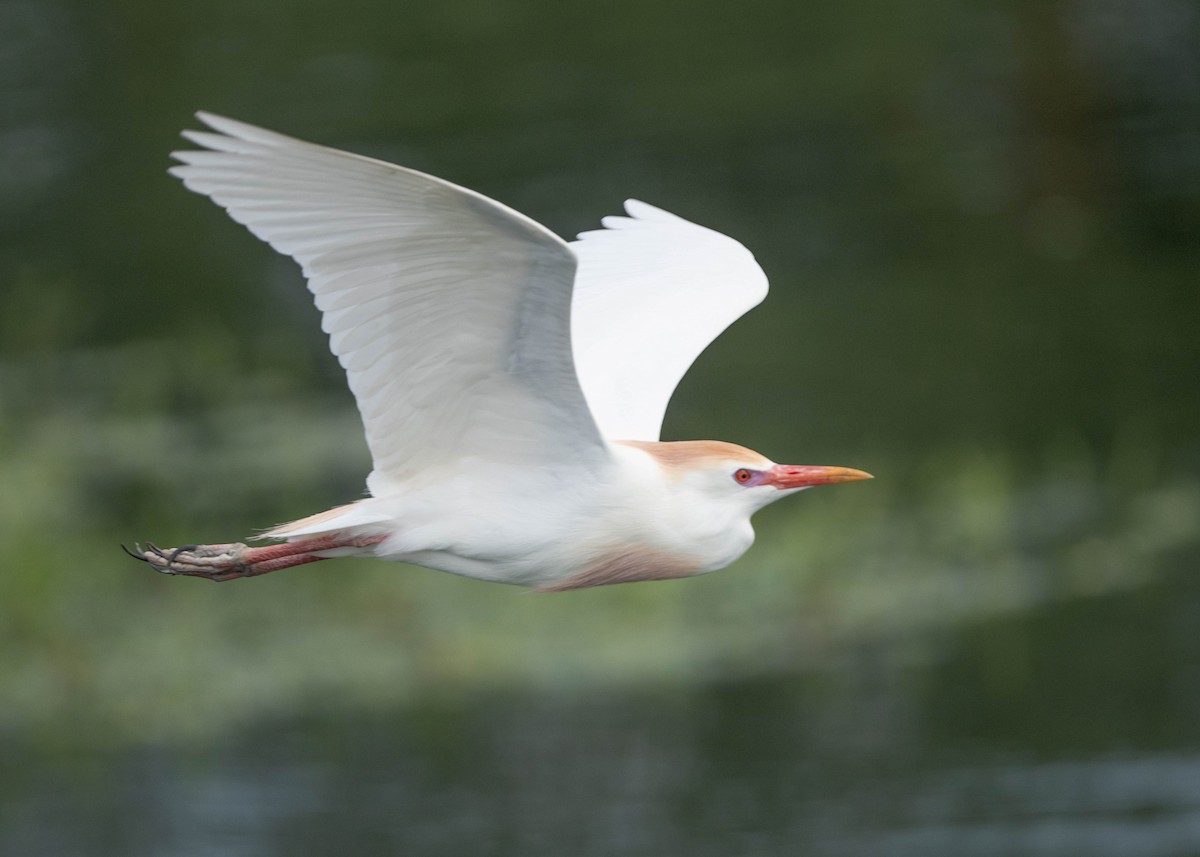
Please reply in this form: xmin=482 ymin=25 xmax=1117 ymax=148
xmin=191 ymin=111 xmax=229 ymax=136
xmin=187 ymin=111 xmax=280 ymax=145
xmin=178 ymin=113 xmax=219 ymax=148
xmin=178 ymin=129 xmax=208 ymax=146
xmin=622 ymin=198 xmax=649 ymax=217
xmin=623 ymin=199 xmax=681 ymax=222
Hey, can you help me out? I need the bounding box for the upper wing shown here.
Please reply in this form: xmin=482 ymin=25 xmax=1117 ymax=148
xmin=170 ymin=113 xmax=607 ymax=494
xmin=569 ymin=200 xmax=769 ymax=441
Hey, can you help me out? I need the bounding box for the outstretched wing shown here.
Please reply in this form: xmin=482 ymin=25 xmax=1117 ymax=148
xmin=171 ymin=113 xmax=607 ymax=494
xmin=569 ymin=200 xmax=769 ymax=442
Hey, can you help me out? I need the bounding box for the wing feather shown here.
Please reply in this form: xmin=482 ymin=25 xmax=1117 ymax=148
xmin=171 ymin=113 xmax=606 ymax=493
xmin=569 ymin=200 xmax=768 ymax=441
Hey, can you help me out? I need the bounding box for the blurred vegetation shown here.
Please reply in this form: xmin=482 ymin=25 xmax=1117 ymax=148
xmin=1 ymin=0 xmax=1199 ymax=757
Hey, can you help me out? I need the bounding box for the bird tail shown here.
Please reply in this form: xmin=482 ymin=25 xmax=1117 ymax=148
xmin=257 ymin=499 xmax=392 ymax=541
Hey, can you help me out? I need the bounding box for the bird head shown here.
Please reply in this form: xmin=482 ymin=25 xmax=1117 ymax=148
xmin=618 ymin=440 xmax=873 ymax=515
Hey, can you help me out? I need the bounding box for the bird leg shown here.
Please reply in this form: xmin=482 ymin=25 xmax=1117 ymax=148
xmin=123 ymin=535 xmax=384 ymax=582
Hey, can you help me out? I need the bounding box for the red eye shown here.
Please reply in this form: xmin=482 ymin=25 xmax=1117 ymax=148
xmin=734 ymin=468 xmax=753 ymax=484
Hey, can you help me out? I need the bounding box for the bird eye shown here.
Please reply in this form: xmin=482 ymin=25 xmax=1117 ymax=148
xmin=734 ymin=468 xmax=753 ymax=484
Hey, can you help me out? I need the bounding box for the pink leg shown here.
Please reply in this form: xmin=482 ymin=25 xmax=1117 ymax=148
xmin=125 ymin=535 xmax=385 ymax=582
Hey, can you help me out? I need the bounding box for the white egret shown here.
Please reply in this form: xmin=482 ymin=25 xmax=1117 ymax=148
xmin=126 ymin=113 xmax=871 ymax=590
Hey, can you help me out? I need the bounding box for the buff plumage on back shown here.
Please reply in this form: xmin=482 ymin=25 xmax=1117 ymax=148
xmin=570 ymin=200 xmax=769 ymax=442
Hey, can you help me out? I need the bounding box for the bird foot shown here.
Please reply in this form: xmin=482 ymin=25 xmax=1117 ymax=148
xmin=123 ymin=541 xmax=255 ymax=582
xmin=122 ymin=533 xmax=375 ymax=581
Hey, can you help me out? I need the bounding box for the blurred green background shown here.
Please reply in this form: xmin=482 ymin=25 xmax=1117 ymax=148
xmin=2 ymin=0 xmax=1199 ymax=853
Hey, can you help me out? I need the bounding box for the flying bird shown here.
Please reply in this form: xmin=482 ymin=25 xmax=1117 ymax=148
xmin=126 ymin=113 xmax=871 ymax=591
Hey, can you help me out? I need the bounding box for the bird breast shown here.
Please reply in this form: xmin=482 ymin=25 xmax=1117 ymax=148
xmin=534 ymin=546 xmax=703 ymax=591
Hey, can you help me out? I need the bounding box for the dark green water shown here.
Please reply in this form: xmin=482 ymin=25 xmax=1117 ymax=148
xmin=1 ymin=0 xmax=1199 ymax=853
xmin=7 ymin=557 xmax=1200 ymax=856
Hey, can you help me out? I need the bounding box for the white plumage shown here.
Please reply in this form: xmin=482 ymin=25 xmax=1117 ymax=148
xmin=128 ymin=113 xmax=869 ymax=590
xmin=570 ymin=199 xmax=767 ymax=441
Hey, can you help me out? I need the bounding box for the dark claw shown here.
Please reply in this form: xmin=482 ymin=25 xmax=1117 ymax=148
xmin=168 ymin=545 xmax=199 ymax=563
xmin=122 ymin=541 xmax=177 ymax=575
xmin=121 ymin=544 xmax=150 ymax=563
